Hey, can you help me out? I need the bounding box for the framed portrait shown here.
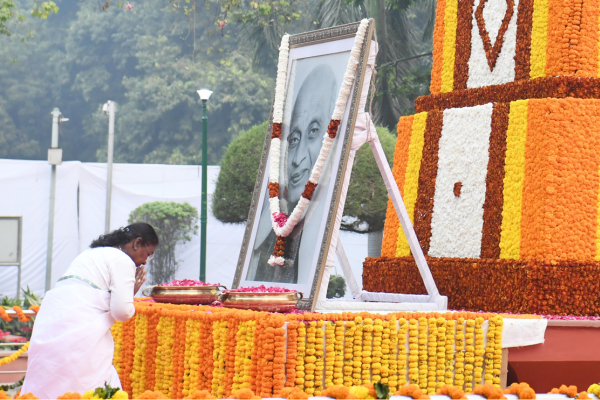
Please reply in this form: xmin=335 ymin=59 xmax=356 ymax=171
xmin=233 ymin=20 xmax=375 ymax=310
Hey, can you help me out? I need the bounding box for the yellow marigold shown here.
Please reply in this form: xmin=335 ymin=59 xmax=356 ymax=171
xmin=111 ymin=390 xmax=129 ymax=399
xmin=134 ymin=390 xmax=168 ymax=399
xmin=349 ymin=386 xmax=370 ymax=399
xmin=184 ymin=390 xmax=216 ymax=399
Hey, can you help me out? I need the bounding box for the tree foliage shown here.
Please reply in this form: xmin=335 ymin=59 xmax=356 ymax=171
xmin=0 ymin=0 xmax=433 ymax=163
xmin=212 ymin=121 xmax=267 ymax=223
xmin=341 ymin=126 xmax=396 ymax=233
xmin=129 ymin=201 xmax=199 ymax=284
xmin=0 ymin=0 xmax=274 ymax=164
xmin=212 ymin=122 xmax=396 ymax=233
xmin=326 ymin=275 xmax=346 ymax=299
xmin=0 ymin=0 xmax=58 ymax=37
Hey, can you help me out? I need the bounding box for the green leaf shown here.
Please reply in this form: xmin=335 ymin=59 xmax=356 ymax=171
xmin=375 ymin=381 xmax=390 ymax=399
xmin=94 ymin=382 xmax=120 ymax=399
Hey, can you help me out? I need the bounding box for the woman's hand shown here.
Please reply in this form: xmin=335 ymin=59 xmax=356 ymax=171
xmin=134 ymin=266 xmax=147 ymax=295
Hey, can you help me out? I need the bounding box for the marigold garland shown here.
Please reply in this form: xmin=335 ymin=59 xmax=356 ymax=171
xmin=444 ymin=319 xmax=455 ymax=386
xmin=362 ymin=318 xmax=374 ymax=384
xmin=353 ymin=317 xmax=363 ymax=386
xmin=342 ymin=320 xmax=354 ymax=387
xmin=464 ymin=319 xmax=475 ymax=393
xmin=436 ymin=318 xmax=446 ymax=391
xmin=0 ymin=341 xmax=29 ymax=366
xmin=454 ymin=318 xmax=465 ymax=390
xmin=333 ymin=320 xmax=344 ymax=387
xmin=426 ymin=318 xmax=437 ymax=394
xmin=131 ymin=313 xmax=148 ymax=398
xmin=110 ymin=302 xmax=510 ymax=399
xmin=417 ymin=318 xmax=428 ymax=390
xmin=381 ymin=319 xmax=390 ymax=386
xmin=303 ymin=321 xmax=317 ymax=395
xmin=474 ymin=318 xmax=485 ymax=386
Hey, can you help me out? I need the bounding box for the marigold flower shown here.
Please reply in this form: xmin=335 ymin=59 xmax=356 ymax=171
xmin=134 ymin=390 xmax=168 ymax=399
xmin=321 ymin=385 xmax=351 ymax=399
xmin=184 ymin=390 xmax=216 ymax=399
xmin=57 ymin=393 xmax=83 ymax=399
xmin=15 ymin=394 xmax=39 ymax=400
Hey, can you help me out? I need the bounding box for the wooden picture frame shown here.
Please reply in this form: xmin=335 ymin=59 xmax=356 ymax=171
xmin=233 ymin=20 xmax=375 ymax=311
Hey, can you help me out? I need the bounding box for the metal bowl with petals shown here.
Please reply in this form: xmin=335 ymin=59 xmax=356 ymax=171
xmin=142 ymin=285 xmax=227 ymax=305
xmin=218 ymin=291 xmax=303 ymax=312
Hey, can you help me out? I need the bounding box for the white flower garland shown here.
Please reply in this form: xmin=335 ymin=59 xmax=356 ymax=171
xmin=266 ymin=19 xmax=370 ymax=266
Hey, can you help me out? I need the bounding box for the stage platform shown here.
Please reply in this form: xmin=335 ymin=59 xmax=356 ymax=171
xmin=507 ymin=320 xmax=600 ymax=391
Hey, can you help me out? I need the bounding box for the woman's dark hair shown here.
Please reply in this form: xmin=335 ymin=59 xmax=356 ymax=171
xmin=90 ymin=222 xmax=159 ymax=248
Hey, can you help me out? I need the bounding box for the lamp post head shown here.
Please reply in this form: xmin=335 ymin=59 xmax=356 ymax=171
xmin=197 ymin=89 xmax=213 ymax=102
xmin=102 ymin=100 xmax=117 ymax=115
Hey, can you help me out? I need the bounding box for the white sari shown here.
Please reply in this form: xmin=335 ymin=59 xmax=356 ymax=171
xmin=21 ymin=282 xmax=121 ymax=398
xmin=22 ymin=247 xmax=136 ymax=398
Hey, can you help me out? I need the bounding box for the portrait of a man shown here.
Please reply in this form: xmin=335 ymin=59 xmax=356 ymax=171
xmin=245 ymin=51 xmax=351 ymax=284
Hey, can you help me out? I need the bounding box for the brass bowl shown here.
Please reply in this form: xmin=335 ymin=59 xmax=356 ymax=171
xmin=218 ymin=291 xmax=303 ymax=312
xmin=142 ymin=285 xmax=227 ymax=305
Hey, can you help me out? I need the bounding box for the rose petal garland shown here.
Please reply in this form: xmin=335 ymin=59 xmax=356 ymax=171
xmin=266 ymin=19 xmax=370 ymax=267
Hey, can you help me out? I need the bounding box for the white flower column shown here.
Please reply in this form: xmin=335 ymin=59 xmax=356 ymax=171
xmin=428 ymin=103 xmax=493 ymax=258
xmin=467 ymin=0 xmax=520 ymax=88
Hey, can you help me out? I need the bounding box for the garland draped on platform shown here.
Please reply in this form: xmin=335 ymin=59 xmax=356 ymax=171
xmin=266 ymin=19 xmax=370 ymax=266
xmin=107 ymin=301 xmax=530 ymax=399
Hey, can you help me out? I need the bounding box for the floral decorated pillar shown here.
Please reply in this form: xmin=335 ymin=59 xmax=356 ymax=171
xmin=364 ymin=0 xmax=600 ymax=315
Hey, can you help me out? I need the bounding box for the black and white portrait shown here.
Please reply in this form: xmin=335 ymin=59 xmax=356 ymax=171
xmin=233 ymin=24 xmax=373 ymax=310
xmin=246 ymin=51 xmax=352 ymax=284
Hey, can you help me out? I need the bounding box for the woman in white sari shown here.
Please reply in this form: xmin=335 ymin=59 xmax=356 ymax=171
xmin=22 ymin=223 xmax=158 ymax=399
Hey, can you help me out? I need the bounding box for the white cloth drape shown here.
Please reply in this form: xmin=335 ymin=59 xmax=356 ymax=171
xmin=0 ymin=160 xmax=81 ymax=297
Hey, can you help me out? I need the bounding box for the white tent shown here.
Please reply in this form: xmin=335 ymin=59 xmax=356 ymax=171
xmin=0 ymin=160 xmax=367 ymax=298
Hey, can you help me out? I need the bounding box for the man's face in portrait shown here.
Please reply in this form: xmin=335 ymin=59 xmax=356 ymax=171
xmin=286 ymin=65 xmax=336 ymax=208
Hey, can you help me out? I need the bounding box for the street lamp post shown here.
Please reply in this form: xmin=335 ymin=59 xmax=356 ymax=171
xmin=102 ymin=101 xmax=117 ymax=234
xmin=197 ymin=89 xmax=212 ymax=282
xmin=46 ymin=108 xmax=68 ymax=293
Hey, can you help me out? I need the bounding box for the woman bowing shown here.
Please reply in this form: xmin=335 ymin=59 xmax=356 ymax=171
xmin=22 ymin=223 xmax=158 ymax=399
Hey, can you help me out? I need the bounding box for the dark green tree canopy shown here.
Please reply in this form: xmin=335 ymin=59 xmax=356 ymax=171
xmin=212 ymin=121 xmax=268 ymax=223
xmin=212 ymin=122 xmax=396 ymax=233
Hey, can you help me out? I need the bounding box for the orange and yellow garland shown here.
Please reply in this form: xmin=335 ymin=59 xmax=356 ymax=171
xmin=108 ymin=302 xmax=518 ymax=399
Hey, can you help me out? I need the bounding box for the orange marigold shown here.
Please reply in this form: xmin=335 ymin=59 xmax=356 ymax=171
xmin=184 ymin=390 xmax=216 ymax=399
xmin=437 ymin=385 xmax=467 ymax=399
xmin=15 ymin=394 xmax=39 ymax=400
xmin=0 ymin=390 xmax=10 ymax=400
xmin=57 ymin=393 xmax=83 ymax=399
xmin=473 ymin=384 xmax=506 ymax=399
xmin=229 ymin=389 xmax=261 ymax=399
xmin=135 ymin=390 xmax=168 ymax=399
xmin=362 ymin=384 xmax=376 ymax=399
xmin=504 ymin=383 xmax=535 ymax=399
xmin=321 ymin=385 xmax=351 ymax=399
xmin=577 ymin=392 xmax=591 ymax=399
xmin=395 ymin=384 xmax=430 ymax=400
xmin=287 ymin=391 xmax=309 ymax=399
xmin=551 ymin=385 xmax=578 ymax=398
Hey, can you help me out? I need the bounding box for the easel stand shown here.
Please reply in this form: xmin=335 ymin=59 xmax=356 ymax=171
xmin=315 ymin=42 xmax=447 ymax=312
